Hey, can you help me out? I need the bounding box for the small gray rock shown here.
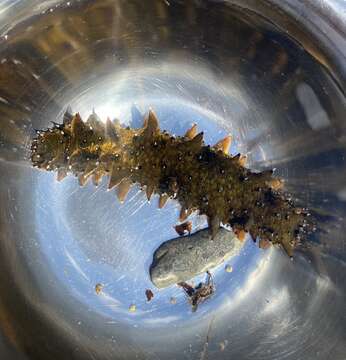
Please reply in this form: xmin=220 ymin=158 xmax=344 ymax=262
xmin=149 ymin=227 xmax=243 ymax=288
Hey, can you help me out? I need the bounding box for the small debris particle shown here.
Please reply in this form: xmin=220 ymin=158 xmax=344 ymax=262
xmin=145 ymin=289 xmax=154 ymax=302
xmin=225 ymin=264 xmax=233 ymax=273
xmin=170 ymin=297 xmax=177 ymax=304
xmin=95 ymin=283 xmax=103 ymax=294
xmin=178 ymin=271 xmax=214 ymax=312
xmin=129 ymin=304 xmax=136 ymax=312
xmin=174 ymin=221 xmax=192 ymax=236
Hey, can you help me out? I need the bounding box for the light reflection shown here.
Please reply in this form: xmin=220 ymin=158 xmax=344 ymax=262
xmin=296 ymin=82 xmax=330 ymax=130
xmin=218 ymin=247 xmax=273 ymax=314
xmin=65 ymin=249 xmax=89 ymax=281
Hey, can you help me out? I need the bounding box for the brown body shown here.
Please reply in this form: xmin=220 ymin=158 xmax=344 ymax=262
xmin=31 ymin=109 xmax=310 ymax=256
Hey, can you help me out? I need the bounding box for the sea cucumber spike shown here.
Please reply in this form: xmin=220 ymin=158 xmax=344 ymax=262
xmin=193 ymin=131 xmax=204 ymax=142
xmin=239 ymin=154 xmax=247 ymax=167
xmin=179 ymin=206 xmax=193 ymax=222
xmin=87 ymin=111 xmax=99 ymax=123
xmin=105 ymin=117 xmax=119 ymax=141
xmin=233 ymin=153 xmax=240 ymax=160
xmin=148 ymin=109 xmax=159 ymax=124
xmin=183 ymin=131 xmax=204 ymax=152
xmin=50 ymin=154 xmax=63 ymax=168
xmin=108 ymin=165 xmax=128 ymax=190
xmin=280 ymin=234 xmax=294 ymax=257
xmin=83 ymin=163 xmax=96 ymax=179
xmin=78 ymin=173 xmax=89 ymax=186
xmin=71 ymin=113 xmax=87 ymax=143
xmin=266 ymin=178 xmax=284 ymax=191
xmin=146 ymin=184 xmax=154 ymax=201
xmin=168 ymin=177 xmax=179 ymax=193
xmin=235 ymin=229 xmax=246 ymax=241
xmin=184 ymin=124 xmax=198 ymax=139
xmin=214 ymin=135 xmax=232 ymax=154
xmin=113 ymin=119 xmax=121 ymax=128
xmin=117 ymin=179 xmax=132 ymax=203
xmin=159 ymin=194 xmax=169 ymax=209
xmin=63 ymin=106 xmax=73 ymax=124
xmin=92 ymin=171 xmax=103 ymax=187
xmin=57 ymin=168 xmax=67 ymax=182
xmin=68 ymin=149 xmax=81 ymax=166
xmin=71 ymin=113 xmax=83 ymax=130
xmin=87 ymin=112 xmax=104 ymax=134
xmin=51 ymin=121 xmax=61 ymax=127
xmin=249 ymin=229 xmax=258 ymax=242
xmin=253 ymin=169 xmax=274 ymax=181
xmin=143 ymin=110 xmax=160 ymax=138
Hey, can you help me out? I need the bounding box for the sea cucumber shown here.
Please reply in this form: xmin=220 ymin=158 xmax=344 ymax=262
xmin=31 ymin=108 xmax=310 ymax=256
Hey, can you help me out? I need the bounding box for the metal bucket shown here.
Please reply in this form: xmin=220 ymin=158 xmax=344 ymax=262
xmin=0 ymin=1 xmax=345 ymax=359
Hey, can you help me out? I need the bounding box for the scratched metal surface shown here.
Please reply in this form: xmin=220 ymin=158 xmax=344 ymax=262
xmin=0 ymin=0 xmax=345 ymax=359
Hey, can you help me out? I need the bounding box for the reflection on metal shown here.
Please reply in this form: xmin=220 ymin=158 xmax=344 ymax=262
xmin=0 ymin=0 xmax=345 ymax=359
xmin=296 ymin=83 xmax=330 ymax=130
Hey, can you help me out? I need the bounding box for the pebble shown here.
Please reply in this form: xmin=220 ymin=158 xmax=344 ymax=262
xmin=95 ymin=283 xmax=103 ymax=294
xmin=150 ymin=228 xmax=243 ymax=288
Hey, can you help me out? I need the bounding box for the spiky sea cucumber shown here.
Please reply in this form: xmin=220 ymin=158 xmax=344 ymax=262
xmin=31 ymin=108 xmax=310 ymax=256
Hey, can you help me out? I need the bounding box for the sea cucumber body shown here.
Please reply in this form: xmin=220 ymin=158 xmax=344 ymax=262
xmin=31 ymin=110 xmax=308 ymax=256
